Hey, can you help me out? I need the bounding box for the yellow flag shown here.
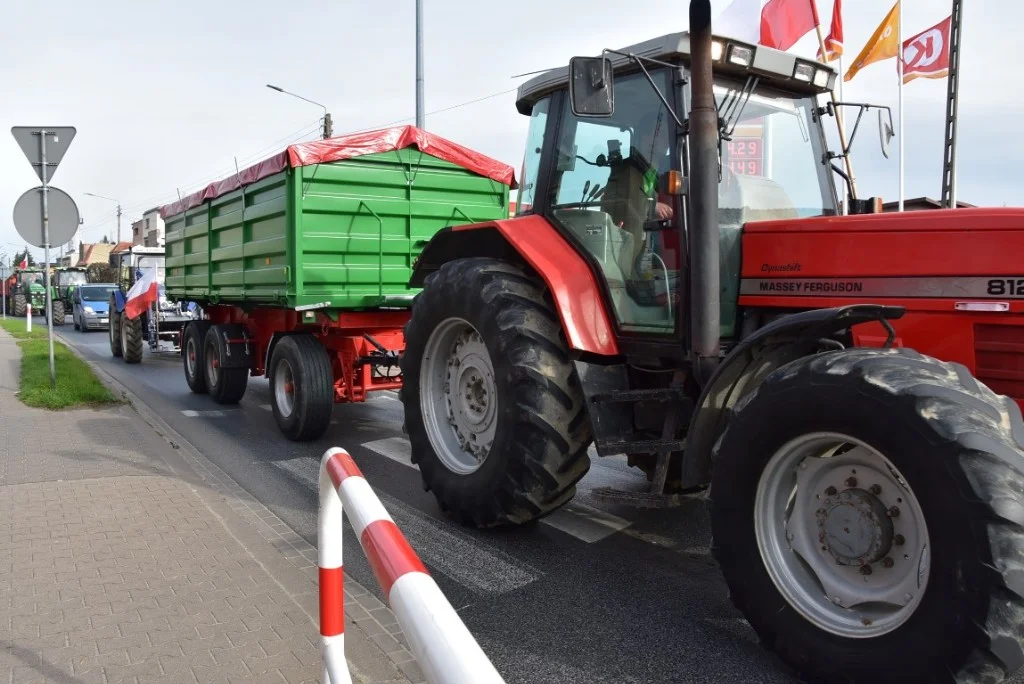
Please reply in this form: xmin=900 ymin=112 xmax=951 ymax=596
xmin=844 ymin=1 xmax=900 ymax=82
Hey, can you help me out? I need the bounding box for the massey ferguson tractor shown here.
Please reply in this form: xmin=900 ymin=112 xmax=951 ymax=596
xmin=399 ymin=2 xmax=1024 ymax=682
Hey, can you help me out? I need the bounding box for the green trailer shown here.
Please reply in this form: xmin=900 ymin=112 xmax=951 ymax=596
xmin=163 ymin=125 xmax=516 ymax=441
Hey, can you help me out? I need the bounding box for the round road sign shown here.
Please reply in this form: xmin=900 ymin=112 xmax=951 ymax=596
xmin=13 ymin=185 xmax=80 ymax=248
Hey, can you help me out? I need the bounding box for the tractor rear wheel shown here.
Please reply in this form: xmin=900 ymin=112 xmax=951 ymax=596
xmin=108 ymin=296 xmax=122 ymax=357
xmin=269 ymin=335 xmax=333 ymax=442
xmin=709 ymin=347 xmax=1024 ymax=684
xmin=183 ymin=321 xmax=211 ymax=394
xmin=120 ymin=313 xmax=144 ymax=364
xmin=400 ymin=258 xmax=592 ymax=528
xmin=13 ymin=294 xmax=26 ymax=318
xmin=203 ymin=324 xmax=249 ymax=404
xmin=51 ymin=300 xmax=65 ymax=326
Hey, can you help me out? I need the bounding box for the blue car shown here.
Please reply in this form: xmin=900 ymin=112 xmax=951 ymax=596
xmin=72 ymin=283 xmax=117 ymax=331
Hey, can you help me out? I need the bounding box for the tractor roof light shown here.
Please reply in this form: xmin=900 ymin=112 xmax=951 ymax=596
xmin=813 ymin=68 xmax=830 ymax=88
xmin=793 ymin=62 xmax=815 ymax=83
xmin=727 ymin=44 xmax=754 ymax=67
xmin=711 ymin=40 xmax=725 ymax=61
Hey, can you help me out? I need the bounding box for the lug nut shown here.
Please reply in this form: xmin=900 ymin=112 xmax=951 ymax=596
xmin=845 ymin=477 xmax=858 ymax=487
xmin=894 ymin=534 xmax=905 ymax=546
xmin=889 ymin=506 xmax=901 ymax=518
xmin=859 ymin=564 xmax=873 ymax=575
xmin=869 ymin=484 xmax=882 ymax=495
xmin=825 ymin=486 xmax=837 ymax=496
xmin=881 ymin=557 xmax=895 ymax=568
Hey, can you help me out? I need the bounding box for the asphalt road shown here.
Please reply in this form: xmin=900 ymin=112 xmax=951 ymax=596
xmin=56 ymin=324 xmax=798 ymax=684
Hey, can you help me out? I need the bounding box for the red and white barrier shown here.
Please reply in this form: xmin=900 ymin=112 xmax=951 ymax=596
xmin=318 ymin=447 xmax=506 ymax=684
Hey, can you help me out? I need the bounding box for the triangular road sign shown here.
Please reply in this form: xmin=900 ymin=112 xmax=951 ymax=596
xmin=11 ymin=127 xmax=77 ymax=183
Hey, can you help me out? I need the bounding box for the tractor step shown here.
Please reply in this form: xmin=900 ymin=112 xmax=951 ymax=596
xmin=592 ymin=387 xmax=686 ymax=403
xmin=600 ymin=439 xmax=686 ymax=455
xmin=590 ymin=486 xmax=691 ymax=508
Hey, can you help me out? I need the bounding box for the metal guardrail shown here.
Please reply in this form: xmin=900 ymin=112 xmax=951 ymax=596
xmin=318 ymin=447 xmax=506 ymax=684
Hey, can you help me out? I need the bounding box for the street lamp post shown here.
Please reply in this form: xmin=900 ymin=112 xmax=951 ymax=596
xmin=84 ymin=192 xmax=122 ymax=245
xmin=266 ymin=84 xmax=332 ymax=139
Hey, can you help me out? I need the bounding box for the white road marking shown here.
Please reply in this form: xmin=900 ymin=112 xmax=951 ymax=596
xmin=361 ymin=438 xmax=632 ymax=543
xmin=270 ymin=456 xmax=538 ymax=595
xmin=181 ymin=409 xmax=226 ymax=417
xmin=373 ymin=393 xmax=400 ymax=403
xmin=259 ymin=404 xmax=272 ymax=411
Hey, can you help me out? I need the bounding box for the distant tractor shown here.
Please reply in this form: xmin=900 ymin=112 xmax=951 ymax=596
xmin=108 ymin=247 xmax=195 ymax=363
xmin=5 ymin=268 xmax=49 ymax=319
xmin=398 ymin=5 xmax=1024 ymax=684
xmin=54 ymin=267 xmax=89 ymax=316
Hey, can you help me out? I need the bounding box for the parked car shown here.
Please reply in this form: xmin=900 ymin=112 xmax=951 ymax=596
xmin=72 ymin=283 xmax=117 ymax=331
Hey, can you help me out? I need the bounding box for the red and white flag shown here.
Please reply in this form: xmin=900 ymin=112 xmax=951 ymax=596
xmin=901 ymin=15 xmax=951 ymax=84
xmin=816 ymin=0 xmax=844 ymax=61
xmin=123 ymin=267 xmax=158 ymax=319
xmin=18 ymin=257 xmax=27 ymax=269
xmin=716 ymin=0 xmax=819 ymax=51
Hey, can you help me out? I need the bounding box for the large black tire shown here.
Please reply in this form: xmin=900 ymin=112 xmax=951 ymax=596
xmin=183 ymin=321 xmax=211 ymax=394
xmin=268 ymin=335 xmax=333 ymax=441
xmin=400 ymin=258 xmax=592 ymax=528
xmin=13 ymin=294 xmax=26 ymax=318
xmin=51 ymin=300 xmax=65 ymax=326
xmin=120 ymin=312 xmax=144 ymax=364
xmin=709 ymin=347 xmax=1024 ymax=684
xmin=108 ymin=295 xmax=122 ymax=357
xmin=203 ymin=324 xmax=249 ymax=404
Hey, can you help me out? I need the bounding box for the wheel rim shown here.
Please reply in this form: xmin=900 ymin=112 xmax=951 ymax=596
xmin=754 ymin=432 xmax=930 ymax=638
xmin=420 ymin=318 xmax=497 ymax=475
xmin=205 ymin=340 xmax=219 ymax=387
xmin=186 ymin=336 xmax=198 ymax=378
xmin=274 ymin=358 xmax=296 ymax=418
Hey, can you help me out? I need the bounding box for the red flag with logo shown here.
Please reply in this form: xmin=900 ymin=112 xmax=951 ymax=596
xmin=816 ymin=0 xmax=844 ymax=61
xmin=901 ymin=15 xmax=951 ymax=84
xmin=760 ymin=0 xmax=820 ymax=51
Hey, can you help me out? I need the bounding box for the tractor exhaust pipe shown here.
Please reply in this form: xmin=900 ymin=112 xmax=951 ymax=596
xmin=687 ymin=0 xmax=720 ymax=385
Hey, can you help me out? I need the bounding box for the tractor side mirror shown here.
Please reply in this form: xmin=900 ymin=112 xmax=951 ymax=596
xmin=569 ymin=56 xmax=615 ymax=117
xmin=878 ymin=109 xmax=894 ymax=159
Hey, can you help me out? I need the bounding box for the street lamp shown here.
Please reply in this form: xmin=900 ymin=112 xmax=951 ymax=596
xmin=84 ymin=192 xmax=122 ymax=245
xmin=266 ymin=84 xmax=333 ymax=139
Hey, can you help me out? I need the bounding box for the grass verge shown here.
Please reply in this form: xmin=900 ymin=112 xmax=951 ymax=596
xmin=1 ymin=318 xmax=120 ymax=409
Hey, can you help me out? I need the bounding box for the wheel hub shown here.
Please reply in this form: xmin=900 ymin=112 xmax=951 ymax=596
xmin=819 ymin=488 xmax=893 ymax=566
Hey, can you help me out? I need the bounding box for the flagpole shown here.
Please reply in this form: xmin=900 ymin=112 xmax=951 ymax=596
xmin=838 ymin=55 xmax=847 ymax=214
xmin=814 ymin=22 xmax=857 ymax=202
xmin=897 ymin=0 xmax=904 ymax=211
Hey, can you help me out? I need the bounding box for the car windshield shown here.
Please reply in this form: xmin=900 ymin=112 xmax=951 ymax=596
xmin=81 ymin=286 xmax=115 ymax=301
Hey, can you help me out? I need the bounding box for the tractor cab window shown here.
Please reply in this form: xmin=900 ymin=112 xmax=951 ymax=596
xmin=548 ymin=69 xmax=679 ymax=335
xmin=516 ymin=96 xmax=550 ymax=216
xmin=62 ymin=271 xmax=88 ymax=286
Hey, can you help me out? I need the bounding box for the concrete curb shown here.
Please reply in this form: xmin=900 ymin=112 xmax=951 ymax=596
xmin=53 ymin=328 xmax=426 ymax=684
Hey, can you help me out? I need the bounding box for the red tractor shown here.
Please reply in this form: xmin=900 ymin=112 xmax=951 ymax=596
xmin=398 ymin=2 xmax=1024 ymax=682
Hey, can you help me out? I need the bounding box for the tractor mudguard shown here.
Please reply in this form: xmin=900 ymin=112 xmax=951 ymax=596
xmin=113 ymin=289 xmax=127 ymax=314
xmin=680 ymin=304 xmax=906 ymax=489
xmin=410 ymin=216 xmax=619 ymax=357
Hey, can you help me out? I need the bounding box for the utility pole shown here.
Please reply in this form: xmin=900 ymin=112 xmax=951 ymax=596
xmin=266 ymin=85 xmax=332 ymax=139
xmin=416 ymin=0 xmax=425 ymax=129
xmin=940 ymin=0 xmax=964 ymax=208
xmin=85 ymin=192 xmax=122 ymax=245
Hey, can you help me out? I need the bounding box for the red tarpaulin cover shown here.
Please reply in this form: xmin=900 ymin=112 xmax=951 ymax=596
xmin=159 ymin=125 xmax=518 ymax=219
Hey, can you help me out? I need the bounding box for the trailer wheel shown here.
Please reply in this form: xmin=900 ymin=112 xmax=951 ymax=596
xmin=51 ymin=300 xmax=65 ymax=326
xmin=13 ymin=294 xmax=26 ymax=318
xmin=401 ymin=258 xmax=592 ymax=528
xmin=109 ymin=295 xmax=122 ymax=357
xmin=709 ymin=347 xmax=1024 ymax=684
xmin=183 ymin=321 xmax=211 ymax=394
xmin=121 ymin=313 xmax=144 ymax=364
xmin=269 ymin=335 xmax=333 ymax=442
xmin=203 ymin=324 xmax=249 ymax=404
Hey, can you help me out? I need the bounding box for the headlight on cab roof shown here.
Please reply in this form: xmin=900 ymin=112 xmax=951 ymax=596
xmin=793 ymin=62 xmax=815 ymax=83
xmin=727 ymin=45 xmax=754 ymax=67
xmin=711 ymin=40 xmax=725 ymax=61
xmin=813 ymin=68 xmax=830 ymax=88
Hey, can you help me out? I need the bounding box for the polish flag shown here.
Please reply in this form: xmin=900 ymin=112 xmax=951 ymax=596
xmin=124 ymin=267 xmax=158 ymax=319
xmin=18 ymin=257 xmax=27 ymax=269
xmin=716 ymin=0 xmax=820 ymax=51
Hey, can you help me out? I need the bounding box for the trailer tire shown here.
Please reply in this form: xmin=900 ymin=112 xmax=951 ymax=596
xmin=51 ymin=300 xmax=65 ymax=326
xmin=183 ymin=321 xmax=211 ymax=394
xmin=709 ymin=347 xmax=1024 ymax=684
xmin=203 ymin=325 xmax=249 ymax=404
xmin=121 ymin=313 xmax=144 ymax=364
xmin=13 ymin=294 xmax=26 ymax=318
xmin=108 ymin=295 xmax=122 ymax=357
xmin=269 ymin=335 xmax=333 ymax=442
xmin=400 ymin=258 xmax=592 ymax=528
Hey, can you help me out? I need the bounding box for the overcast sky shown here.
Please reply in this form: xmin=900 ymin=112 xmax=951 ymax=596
xmin=0 ymin=0 xmax=1016 ymax=264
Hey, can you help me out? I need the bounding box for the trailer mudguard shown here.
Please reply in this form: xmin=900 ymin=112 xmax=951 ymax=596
xmin=410 ymin=215 xmax=620 ymax=357
xmin=680 ymin=304 xmax=906 ymax=489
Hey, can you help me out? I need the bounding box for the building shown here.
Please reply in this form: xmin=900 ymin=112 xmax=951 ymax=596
xmin=131 ymin=218 xmax=145 ymax=246
xmin=142 ymin=207 xmax=165 ymax=247
xmin=75 ymin=242 xmax=116 ymax=267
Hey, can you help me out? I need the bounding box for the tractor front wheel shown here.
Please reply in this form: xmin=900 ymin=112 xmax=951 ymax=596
xmin=108 ymin=296 xmax=122 ymax=357
xmin=51 ymin=300 xmax=65 ymax=326
xmin=709 ymin=347 xmax=1024 ymax=684
xmin=400 ymin=258 xmax=592 ymax=528
xmin=120 ymin=313 xmax=144 ymax=364
xmin=13 ymin=294 xmax=26 ymax=318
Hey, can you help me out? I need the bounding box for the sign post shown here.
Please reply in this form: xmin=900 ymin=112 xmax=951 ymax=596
xmin=11 ymin=126 xmax=77 ymax=389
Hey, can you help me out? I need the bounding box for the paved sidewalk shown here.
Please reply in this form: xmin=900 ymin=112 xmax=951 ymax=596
xmin=0 ymin=331 xmax=416 ymax=683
